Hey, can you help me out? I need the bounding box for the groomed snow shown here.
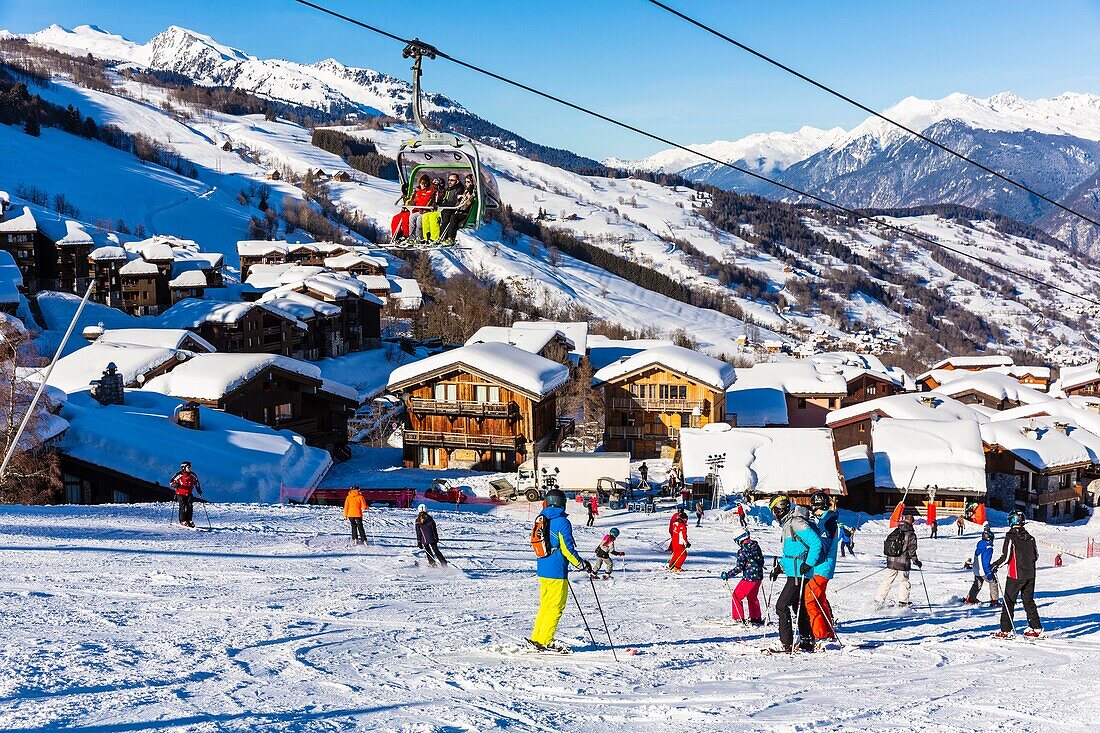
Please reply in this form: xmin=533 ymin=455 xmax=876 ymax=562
xmin=680 ymin=423 xmax=843 ymax=495
xmin=872 ymin=418 xmax=987 ymax=492
xmin=591 ymin=345 xmax=736 ymax=391
xmin=387 ymin=342 xmax=569 ymax=399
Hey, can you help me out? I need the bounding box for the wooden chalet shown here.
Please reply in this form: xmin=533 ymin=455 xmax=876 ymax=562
xmin=826 ymin=393 xmax=983 ymax=451
xmin=592 ymin=345 xmax=736 ymax=459
xmin=930 ymin=371 xmax=1053 ymax=412
xmin=728 ymin=362 xmax=847 ymax=429
xmin=1057 ymin=363 xmax=1100 ymax=398
xmin=158 ymin=300 xmax=308 ymax=357
xmin=236 ymin=240 xmax=356 ymax=280
xmin=387 ymin=342 xmax=571 ymax=471
xmin=0 ymin=206 xmax=56 ymax=293
xmin=465 ymin=326 xmax=575 ymax=368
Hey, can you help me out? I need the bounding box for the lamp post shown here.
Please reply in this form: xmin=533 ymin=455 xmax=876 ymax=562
xmin=705 ymin=452 xmax=726 ymax=511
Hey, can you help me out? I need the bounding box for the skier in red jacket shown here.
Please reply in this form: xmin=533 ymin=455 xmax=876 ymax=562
xmin=668 ymin=510 xmax=690 ymax=571
xmin=390 ymin=174 xmax=435 ymax=242
xmin=170 ymin=461 xmax=202 ymax=527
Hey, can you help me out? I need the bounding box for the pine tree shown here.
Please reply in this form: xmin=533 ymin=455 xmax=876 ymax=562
xmin=23 ymin=116 xmax=40 ymax=137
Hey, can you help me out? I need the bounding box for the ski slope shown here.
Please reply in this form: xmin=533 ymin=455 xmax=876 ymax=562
xmin=1 ymin=496 xmax=1097 ymax=732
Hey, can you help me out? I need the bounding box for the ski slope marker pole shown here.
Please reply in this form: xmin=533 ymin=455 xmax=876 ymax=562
xmin=567 ymin=577 xmax=597 ymax=647
xmin=588 ymin=573 xmax=619 ymax=662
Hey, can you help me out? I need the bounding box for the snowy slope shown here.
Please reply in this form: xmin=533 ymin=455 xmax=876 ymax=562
xmin=0 ymin=498 xmax=1097 ymax=731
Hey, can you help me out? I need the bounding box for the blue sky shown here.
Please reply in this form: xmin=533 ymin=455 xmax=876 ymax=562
xmin=3 ymin=0 xmax=1100 ymax=160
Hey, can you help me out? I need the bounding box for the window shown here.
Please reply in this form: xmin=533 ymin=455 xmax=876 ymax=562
xmin=490 ymin=451 xmax=508 ymax=471
xmin=866 ymin=386 xmax=877 ymax=396
xmin=858 ymin=423 xmax=866 ymax=433
xmin=112 ymin=490 xmax=129 ymax=504
xmin=418 ymin=447 xmax=440 ymax=466
xmin=797 ymin=398 xmax=807 ymax=410
xmin=659 ymin=384 xmax=687 ymax=400
xmin=475 ymin=385 xmax=500 ymax=403
xmin=275 ymin=403 xmax=293 ymax=420
xmin=433 ymin=383 xmax=457 ymax=402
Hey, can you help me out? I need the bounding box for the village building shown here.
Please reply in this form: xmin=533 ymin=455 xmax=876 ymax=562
xmin=387 ymin=277 xmax=423 ymax=311
xmin=511 ymin=321 xmax=589 ymax=367
xmin=593 ymin=345 xmax=736 ymax=458
xmin=917 ymin=355 xmax=1015 ymax=390
xmin=94 ymin=328 xmax=216 ymax=354
xmin=930 ymin=371 xmax=1053 ymax=411
xmin=324 ymin=252 xmax=388 ymax=277
xmin=38 ymin=218 xmax=95 ymax=295
xmin=586 ymin=336 xmax=674 ymax=371
xmin=809 ymin=352 xmax=909 ymax=407
xmin=0 ymin=251 xmax=22 ymax=315
xmin=0 ymin=206 xmax=55 ymax=293
xmin=826 ymin=392 xmax=986 ymax=451
xmin=158 ymin=299 xmax=308 ymax=357
xmin=87 ymin=236 xmax=224 ymax=315
xmin=1054 ymin=362 xmax=1100 ymax=398
xmin=465 ymin=326 xmax=575 ymax=367
xmin=981 ymin=417 xmax=1090 ymax=523
xmin=387 ymin=342 xmax=570 ymax=471
xmin=988 ymin=365 xmax=1053 ymax=393
xmin=40 ymin=341 xmax=191 ymax=394
xmin=867 ymin=418 xmax=987 ymax=515
xmin=257 ymin=290 xmax=345 ymax=360
xmin=236 ymin=240 xmax=382 ymax=281
xmin=168 ymin=270 xmax=209 ymax=303
xmin=142 ymin=353 xmax=358 ymax=459
xmin=679 ymin=423 xmax=845 ymax=505
xmin=726 ymin=361 xmax=847 ymax=429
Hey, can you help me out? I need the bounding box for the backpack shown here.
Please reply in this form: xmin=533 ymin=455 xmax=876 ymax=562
xmin=884 ymin=527 xmax=906 ymax=557
xmin=531 ymin=513 xmax=553 ymax=559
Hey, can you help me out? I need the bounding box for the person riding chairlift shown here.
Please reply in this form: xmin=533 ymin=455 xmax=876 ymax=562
xmin=439 ymin=174 xmax=478 ymax=244
xmin=391 ymin=173 xmax=435 ymax=243
xmin=423 ymin=174 xmax=460 ymax=243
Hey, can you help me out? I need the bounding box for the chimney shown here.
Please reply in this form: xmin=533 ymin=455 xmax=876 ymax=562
xmin=90 ymin=362 xmax=125 ymax=406
xmin=82 ymin=322 xmax=105 ymax=342
xmin=1053 ymin=421 xmax=1070 ymax=434
xmin=174 ymin=401 xmax=202 ymax=430
xmin=917 ymin=395 xmax=938 ymax=407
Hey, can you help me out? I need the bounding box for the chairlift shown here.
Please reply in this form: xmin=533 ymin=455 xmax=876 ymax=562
xmin=388 ymin=40 xmax=500 ymax=249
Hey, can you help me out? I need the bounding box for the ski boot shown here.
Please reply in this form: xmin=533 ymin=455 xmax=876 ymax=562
xmin=1023 ymin=627 xmax=1044 ymax=639
xmin=986 ymin=600 xmax=1000 ymax=608
xmin=748 ymin=619 xmax=765 ymax=628
xmin=993 ymin=630 xmax=1014 ymax=639
xmin=525 ymin=638 xmax=547 ymax=652
xmin=798 ymin=639 xmax=816 ymax=654
xmin=543 ymin=641 xmax=573 ymax=654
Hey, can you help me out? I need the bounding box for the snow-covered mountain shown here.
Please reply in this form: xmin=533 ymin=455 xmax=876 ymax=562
xmin=616 ymin=92 xmax=1100 ymax=255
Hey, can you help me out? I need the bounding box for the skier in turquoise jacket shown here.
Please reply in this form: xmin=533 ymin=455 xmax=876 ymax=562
xmin=769 ymin=495 xmax=824 ymax=653
xmin=804 ymin=491 xmax=839 ymax=642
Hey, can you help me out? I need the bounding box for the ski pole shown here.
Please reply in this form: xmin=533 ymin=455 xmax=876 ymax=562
xmin=917 ymin=566 xmax=934 ymax=614
xmin=588 ymin=573 xmax=619 ymax=662
xmin=805 ymin=582 xmax=844 ymax=647
xmin=567 ymin=578 xmax=597 ymax=647
xmin=200 ymin=499 xmax=211 ymax=530
xmin=833 ymin=566 xmax=887 ymax=593
xmin=792 ymin=575 xmax=806 ymax=654
xmin=762 ymin=560 xmax=777 ymax=650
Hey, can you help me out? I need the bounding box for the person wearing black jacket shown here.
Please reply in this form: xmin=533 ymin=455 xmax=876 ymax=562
xmin=991 ymin=511 xmax=1042 ymax=637
xmin=415 ymin=505 xmax=447 ymax=567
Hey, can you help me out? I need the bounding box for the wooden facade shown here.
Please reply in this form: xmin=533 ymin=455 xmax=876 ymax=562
xmin=60 ymin=454 xmax=175 ymax=504
xmin=192 ymin=306 xmax=306 ymax=357
xmin=0 ymin=219 xmax=56 ymax=293
xmin=397 ymin=368 xmax=561 ymax=471
xmin=1062 ymin=372 xmax=1100 ymax=398
xmin=56 ymin=240 xmax=93 ymax=295
xmin=601 ymin=366 xmax=726 ymax=459
xmin=945 ymin=389 xmax=1027 ymax=411
xmin=985 ymin=446 xmax=1085 ymax=524
xmin=839 ymin=373 xmax=901 ymax=408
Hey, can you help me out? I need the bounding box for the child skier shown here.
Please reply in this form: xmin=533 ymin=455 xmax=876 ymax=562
xmin=991 ymin=511 xmax=1043 ymax=638
xmin=769 ymin=495 xmax=823 ymax=653
xmin=720 ymin=528 xmax=764 ymax=625
xmin=804 ymin=491 xmax=839 ymax=643
xmin=668 ymin=510 xmax=690 ymax=571
xmin=415 ymin=504 xmax=447 ymax=567
xmin=964 ymin=526 xmax=999 ymax=606
xmin=592 ymin=527 xmax=625 ymax=577
xmin=529 ymin=488 xmax=592 ymax=653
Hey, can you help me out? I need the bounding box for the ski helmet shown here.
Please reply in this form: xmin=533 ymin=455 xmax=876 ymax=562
xmin=417 ymin=504 xmax=427 ymax=514
xmin=678 ymin=509 xmax=688 ymax=520
xmin=769 ymin=495 xmax=792 ymax=522
xmin=1008 ymin=510 xmax=1025 ymax=527
xmin=544 ymin=489 xmax=567 ymax=508
xmin=609 ymin=527 xmax=620 ymax=538
xmin=733 ymin=529 xmax=750 ymax=544
xmin=809 ymin=491 xmax=830 ymax=512
xmin=982 ymin=527 xmax=994 ymax=542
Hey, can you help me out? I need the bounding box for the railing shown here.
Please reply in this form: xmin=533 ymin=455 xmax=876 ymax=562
xmin=607 ymin=425 xmax=679 ymax=440
xmin=1015 ymin=487 xmax=1081 ymax=505
xmin=402 ymin=430 xmax=523 ymax=450
xmin=408 ymin=398 xmax=515 ymax=417
xmin=609 ymin=397 xmax=707 ymax=413
xmin=275 ymin=416 xmax=316 ymax=435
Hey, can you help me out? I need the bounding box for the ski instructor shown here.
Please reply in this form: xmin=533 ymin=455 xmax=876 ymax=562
xmin=529 ymin=488 xmax=592 ymax=653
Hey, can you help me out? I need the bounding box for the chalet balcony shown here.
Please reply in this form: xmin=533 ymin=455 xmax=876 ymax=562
xmin=1015 ymin=487 xmax=1081 ymax=505
xmin=609 ymin=397 xmax=708 ymax=414
xmin=275 ymin=416 xmax=317 ymax=435
xmin=408 ymin=398 xmax=516 ymax=418
xmin=607 ymin=425 xmax=680 ymax=440
xmin=403 ymin=430 xmax=523 ymax=451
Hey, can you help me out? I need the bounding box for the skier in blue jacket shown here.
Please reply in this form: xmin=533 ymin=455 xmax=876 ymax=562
xmin=768 ymin=495 xmax=823 ymax=653
xmin=965 ymin=526 xmax=1000 ymax=606
xmin=804 ymin=491 xmax=839 ymax=642
xmin=529 ymin=489 xmax=591 ymax=653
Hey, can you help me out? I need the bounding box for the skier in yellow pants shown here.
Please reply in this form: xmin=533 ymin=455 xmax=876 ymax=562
xmin=529 ymin=488 xmax=591 ymax=653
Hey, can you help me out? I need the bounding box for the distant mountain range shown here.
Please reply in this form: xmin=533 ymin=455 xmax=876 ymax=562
xmin=611 ymin=92 xmax=1100 ymax=257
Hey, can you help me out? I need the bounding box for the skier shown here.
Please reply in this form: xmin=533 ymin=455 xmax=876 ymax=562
xmin=736 ymin=501 xmax=748 ymax=528
xmin=343 ymin=486 xmax=367 ymax=545
xmin=694 ymin=500 xmax=704 ymax=528
xmin=991 ymin=510 xmax=1043 ymax=638
xmin=639 ymin=462 xmax=649 ymax=490
xmin=804 ymin=491 xmax=839 ymax=643
xmin=874 ymin=515 xmax=921 ymax=607
xmin=529 ymin=488 xmax=592 ymax=652
xmin=587 ymin=495 xmax=599 ymax=527
xmin=592 ymin=527 xmax=625 ymax=577
xmin=720 ymin=528 xmax=765 ymax=625
xmin=415 ymin=504 xmax=447 ymax=567
xmin=838 ymin=523 xmax=856 ymax=557
xmin=668 ymin=510 xmax=690 ymax=571
xmin=956 ymin=513 xmax=966 ymax=537
xmin=964 ymin=526 xmax=1000 ymax=606
xmin=929 ymin=516 xmax=939 ymax=539
xmin=769 ymin=495 xmax=823 ymax=653
xmin=170 ymin=461 xmax=202 ymax=528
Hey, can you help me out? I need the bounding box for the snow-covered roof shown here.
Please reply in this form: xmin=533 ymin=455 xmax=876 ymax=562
xmin=1055 ymin=362 xmax=1100 ymax=393
xmin=0 ymin=250 xmax=22 ymax=304
xmin=990 ymin=365 xmax=1052 ymax=381
xmin=990 ymin=398 xmax=1100 ymax=438
xmin=387 ymin=342 xmax=570 ymax=400
xmin=119 ymin=258 xmax=161 ymax=276
xmin=89 ymin=246 xmax=129 ymax=261
xmin=838 ymin=444 xmax=873 ymax=481
xmin=57 ymin=390 xmax=331 ymax=503
xmin=387 ymin=277 xmax=422 ymax=308
xmin=980 ymin=418 xmax=1092 ymax=471
xmin=930 ymin=371 xmax=1054 ymax=406
xmin=932 ymin=355 xmax=1014 ymax=370
xmin=725 ymin=386 xmax=789 ymax=426
xmin=144 ymin=353 xmax=324 ymax=401
xmin=355 ymin=275 xmax=391 ymax=291
xmin=465 ymin=326 xmax=571 ymax=355
xmin=38 ymin=218 xmax=94 ymax=247
xmin=259 ymin=289 xmax=342 ymax=318
xmin=0 ymin=206 xmax=37 ymax=232
xmin=730 ymin=361 xmax=846 ymax=396
xmin=586 ymin=336 xmax=674 ymax=371
xmin=871 ymin=418 xmax=986 ymax=492
xmin=809 ymin=351 xmax=904 ymax=386
xmin=512 ymin=321 xmax=589 ymax=356
xmin=168 ymin=270 xmax=209 ymax=288
xmin=238 ymin=240 xmax=291 ymax=257
xmin=592 ymin=345 xmax=736 ymax=391
xmin=245 ymin=263 xmax=328 ymax=290
xmin=826 ymin=392 xmax=987 ymax=426
xmin=324 ymin=252 xmax=386 ymax=271
xmin=680 ymin=424 xmax=844 ymax=495
xmin=140 ymin=241 xmax=175 ymax=261
xmin=98 ymin=328 xmax=215 ymax=352
xmin=319 ymin=378 xmax=359 ymax=402
xmin=40 ymin=342 xmax=188 ymax=393
xmin=157 ymin=299 xmax=306 ymax=330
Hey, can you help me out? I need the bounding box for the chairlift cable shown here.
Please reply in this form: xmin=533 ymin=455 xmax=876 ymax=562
xmin=288 ymin=0 xmax=1100 ymax=308
xmin=644 ymin=0 xmax=1100 ymax=234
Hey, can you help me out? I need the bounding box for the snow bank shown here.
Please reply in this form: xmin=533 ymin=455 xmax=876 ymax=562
xmin=388 ymin=342 xmax=569 ymax=398
xmin=591 ymin=345 xmax=736 ymax=390
xmin=872 ymin=418 xmax=986 ymax=491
